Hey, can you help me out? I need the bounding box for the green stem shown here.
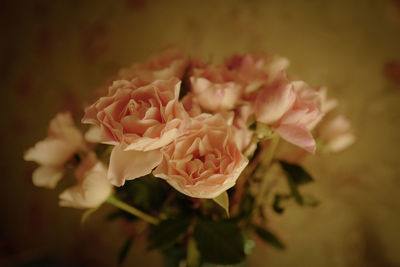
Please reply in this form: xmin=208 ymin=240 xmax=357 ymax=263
xmin=107 ymin=195 xmax=159 ymax=225
xmin=260 ymin=134 xmax=280 ymax=170
xmin=253 ymin=134 xmax=280 ymax=217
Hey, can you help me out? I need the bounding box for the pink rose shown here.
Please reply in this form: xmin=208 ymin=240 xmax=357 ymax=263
xmin=190 ymin=63 xmax=242 ymax=111
xmin=274 ymin=81 xmax=324 ymax=153
xmin=316 ymin=86 xmax=338 ymax=113
xmin=232 ymin=105 xmax=254 ymax=152
xmin=82 ymin=78 xmax=186 ymax=151
xmin=119 ymin=46 xmax=188 ymax=81
xmin=254 ymin=80 xmax=323 ymax=153
xmin=82 ymin=78 xmax=189 ymax=186
xmin=181 ymin=92 xmax=203 ymax=117
xmin=153 ymin=114 xmax=248 ymax=198
xmin=255 ymin=79 xmax=296 ymax=125
xmin=225 ymin=53 xmax=290 ymax=94
xmin=59 ymin=152 xmax=113 ymax=209
xmin=317 ymin=114 xmax=355 ymax=152
xmin=24 ymin=112 xmax=85 ymax=188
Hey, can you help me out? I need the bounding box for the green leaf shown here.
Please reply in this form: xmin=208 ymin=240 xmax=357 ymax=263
xmin=272 ymin=194 xmax=290 ymax=214
xmin=118 ymin=235 xmax=134 ymax=266
xmin=212 ymin=191 xmax=230 ymax=217
xmin=121 ymin=176 xmax=167 ymax=211
xmin=246 ymin=114 xmax=256 ymax=129
xmin=287 ymin=175 xmax=303 ymax=205
xmin=194 ymin=220 xmax=245 ymax=265
xmin=248 ymin=121 xmax=257 ymax=131
xmin=148 ymin=218 xmax=191 ymax=249
xmin=254 ymin=226 xmax=285 ymax=250
xmin=279 ymin=161 xmax=314 ymax=205
xmin=279 ymin=161 xmax=313 ymax=185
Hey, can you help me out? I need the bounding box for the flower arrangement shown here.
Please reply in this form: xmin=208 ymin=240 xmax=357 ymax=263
xmin=24 ymin=46 xmax=354 ymax=266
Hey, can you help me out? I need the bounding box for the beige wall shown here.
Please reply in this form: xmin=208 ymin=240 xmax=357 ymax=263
xmin=1 ymin=0 xmax=400 ymax=266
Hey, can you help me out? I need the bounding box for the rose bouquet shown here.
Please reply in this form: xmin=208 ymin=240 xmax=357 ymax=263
xmin=24 ymin=46 xmax=354 ymax=266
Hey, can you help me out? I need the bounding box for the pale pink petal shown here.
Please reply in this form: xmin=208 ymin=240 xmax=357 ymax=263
xmin=181 ymin=93 xmax=202 ymax=116
xmin=82 ymin=78 xmax=186 ymax=151
xmin=328 ymin=133 xmax=355 ymax=152
xmin=154 ymin=114 xmax=248 ymax=198
xmin=24 ymin=138 xmax=76 ymax=166
xmin=84 ymin=125 xmax=109 ymax=143
xmin=225 ymin=53 xmax=289 ymax=93
xmin=255 ymin=83 xmax=296 ymax=124
xmin=319 ymin=115 xmax=351 ymax=140
xmin=48 ymin=112 xmax=75 ymax=136
xmin=231 ymin=105 xmax=254 ymax=152
xmin=32 ymin=166 xmax=64 ymax=189
xmin=276 ymin=124 xmax=316 ymax=153
xmin=108 ymin=145 xmax=163 ymax=186
xmin=190 ymin=65 xmax=242 ymax=111
xmin=317 ymin=87 xmax=338 ymax=113
xmin=124 ymin=128 xmax=180 ymax=151
xmin=264 ymin=56 xmax=290 ymax=84
xmin=318 ymin=115 xmax=355 ymax=152
xmin=59 ymin=163 xmax=113 ymax=209
xmin=190 ymin=77 xmax=224 ymax=111
xmin=49 ymin=112 xmax=84 ymax=149
xmin=74 ymin=152 xmax=98 ymax=182
xmin=24 ymin=112 xmax=84 ymax=166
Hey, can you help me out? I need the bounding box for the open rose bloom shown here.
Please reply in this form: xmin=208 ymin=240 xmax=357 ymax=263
xmin=24 ymin=47 xmax=354 ymax=266
xmin=154 ymin=114 xmax=248 ymax=198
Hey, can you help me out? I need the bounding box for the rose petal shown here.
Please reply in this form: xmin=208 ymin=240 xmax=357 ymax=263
xmin=108 ymin=145 xmax=163 ymax=186
xmin=24 ymin=138 xmax=76 ymax=166
xmin=32 ymin=166 xmax=64 ymax=189
xmin=154 ymin=114 xmax=248 ymax=198
xmin=59 ymin=162 xmax=113 ymax=209
xmin=327 ymin=133 xmax=355 ymax=152
xmin=275 ymin=124 xmax=316 ymax=153
xmin=124 ymin=128 xmax=180 ymax=151
xmin=255 ymin=82 xmax=296 ymax=124
xmin=85 ymin=125 xmax=109 ymax=143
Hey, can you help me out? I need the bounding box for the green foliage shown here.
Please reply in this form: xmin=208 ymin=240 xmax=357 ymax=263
xmin=279 ymin=160 xmax=314 ymax=205
xmin=272 ymin=194 xmax=290 ymax=214
xmin=253 ymin=226 xmax=285 ymax=250
xmin=279 ymin=160 xmax=313 ymax=185
xmin=212 ymin=191 xmax=230 ymax=218
xmin=149 ymin=218 xmax=191 ymax=250
xmin=194 ymin=219 xmax=245 ymax=265
xmin=119 ymin=175 xmax=167 ymax=212
xmin=248 ymin=121 xmax=257 ymax=131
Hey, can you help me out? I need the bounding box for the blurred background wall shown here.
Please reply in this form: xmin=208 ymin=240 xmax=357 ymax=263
xmin=1 ymin=0 xmax=400 ymax=266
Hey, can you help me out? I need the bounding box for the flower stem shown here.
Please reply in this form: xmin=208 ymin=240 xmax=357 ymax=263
xmin=106 ymin=195 xmax=159 ymax=225
xmin=253 ymin=134 xmax=280 ymax=218
xmin=259 ymin=134 xmax=280 ymax=170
